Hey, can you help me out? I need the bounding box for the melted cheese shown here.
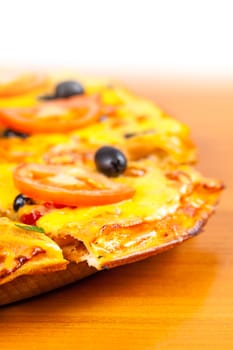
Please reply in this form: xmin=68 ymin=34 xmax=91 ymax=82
xmin=0 ymin=134 xmax=69 ymax=163
xmin=72 ymin=86 xmax=196 ymax=164
xmin=37 ymin=162 xmax=192 ymax=254
xmin=0 ymin=218 xmax=67 ymax=284
xmin=0 ymin=164 xmax=18 ymax=215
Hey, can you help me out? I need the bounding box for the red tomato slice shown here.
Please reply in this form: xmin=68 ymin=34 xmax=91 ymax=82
xmin=0 ymin=72 xmax=48 ymax=97
xmin=13 ymin=163 xmax=135 ymax=206
xmin=0 ymin=94 xmax=101 ymax=134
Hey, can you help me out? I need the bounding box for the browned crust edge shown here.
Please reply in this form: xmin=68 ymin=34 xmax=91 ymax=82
xmin=0 ymin=261 xmax=96 ymax=306
xmin=98 ymin=183 xmax=223 ymax=269
xmin=0 ymin=213 xmax=206 ymax=306
xmin=101 ymin=215 xmax=207 ymax=269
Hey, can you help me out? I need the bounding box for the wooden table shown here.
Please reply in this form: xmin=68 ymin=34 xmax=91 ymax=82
xmin=1 ymin=77 xmax=233 ymax=350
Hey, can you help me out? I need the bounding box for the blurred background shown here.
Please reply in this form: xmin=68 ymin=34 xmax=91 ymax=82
xmin=0 ymin=0 xmax=232 ymax=81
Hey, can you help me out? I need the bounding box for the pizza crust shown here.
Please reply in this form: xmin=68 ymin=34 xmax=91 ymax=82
xmin=0 ymin=261 xmax=96 ymax=306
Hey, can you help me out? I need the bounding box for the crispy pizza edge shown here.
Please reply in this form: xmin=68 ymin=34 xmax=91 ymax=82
xmin=95 ymin=182 xmax=223 ymax=269
xmin=0 ymin=261 xmax=96 ymax=306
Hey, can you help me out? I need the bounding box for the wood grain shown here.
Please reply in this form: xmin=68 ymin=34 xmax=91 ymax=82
xmin=1 ymin=77 xmax=232 ymax=350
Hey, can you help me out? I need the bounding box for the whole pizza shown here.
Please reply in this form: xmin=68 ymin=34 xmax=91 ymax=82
xmin=0 ymin=70 xmax=223 ymax=305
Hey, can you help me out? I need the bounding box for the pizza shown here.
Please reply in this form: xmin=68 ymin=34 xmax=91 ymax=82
xmin=0 ymin=70 xmax=223 ymax=305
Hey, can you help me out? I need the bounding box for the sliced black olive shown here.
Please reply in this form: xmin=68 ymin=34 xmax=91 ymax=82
xmin=95 ymin=146 xmax=127 ymax=177
xmin=13 ymin=194 xmax=35 ymax=212
xmin=55 ymin=81 xmax=85 ymax=98
xmin=2 ymin=129 xmax=29 ymax=139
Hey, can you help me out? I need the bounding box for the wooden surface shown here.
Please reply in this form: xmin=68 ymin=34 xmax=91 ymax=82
xmin=1 ymin=78 xmax=233 ymax=350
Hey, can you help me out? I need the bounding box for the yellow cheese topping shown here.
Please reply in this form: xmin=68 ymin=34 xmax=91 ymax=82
xmin=37 ymin=162 xmax=196 ymax=250
xmin=0 ymin=217 xmax=67 ymax=284
xmin=0 ymin=163 xmax=18 ymax=216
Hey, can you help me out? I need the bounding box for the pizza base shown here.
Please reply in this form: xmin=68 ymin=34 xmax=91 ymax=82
xmin=0 ymin=261 xmax=96 ymax=306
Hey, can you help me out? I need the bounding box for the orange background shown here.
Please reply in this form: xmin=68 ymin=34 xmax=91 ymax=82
xmin=1 ymin=77 xmax=232 ymax=350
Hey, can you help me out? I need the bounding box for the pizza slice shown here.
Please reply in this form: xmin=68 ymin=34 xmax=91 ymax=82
xmin=0 ymin=71 xmax=223 ymax=305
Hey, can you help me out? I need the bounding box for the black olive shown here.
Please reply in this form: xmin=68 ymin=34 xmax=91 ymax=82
xmin=2 ymin=129 xmax=29 ymax=139
xmin=38 ymin=80 xmax=85 ymax=101
xmin=95 ymin=146 xmax=127 ymax=177
xmin=55 ymin=81 xmax=85 ymax=98
xmin=13 ymin=194 xmax=34 ymax=212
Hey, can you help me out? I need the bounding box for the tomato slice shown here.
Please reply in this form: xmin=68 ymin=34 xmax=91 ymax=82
xmin=0 ymin=94 xmax=101 ymax=134
xmin=0 ymin=71 xmax=48 ymax=97
xmin=13 ymin=163 xmax=135 ymax=206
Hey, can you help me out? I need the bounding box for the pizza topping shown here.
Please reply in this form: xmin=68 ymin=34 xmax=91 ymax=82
xmin=55 ymin=81 xmax=85 ymax=98
xmin=15 ymin=223 xmax=45 ymax=233
xmin=95 ymin=146 xmax=127 ymax=177
xmin=124 ymin=165 xmax=147 ymax=177
xmin=124 ymin=129 xmax=155 ymax=139
xmin=39 ymin=80 xmax=85 ymax=101
xmin=124 ymin=132 xmax=137 ymax=139
xmin=13 ymin=193 xmax=35 ymax=212
xmin=0 ymin=94 xmax=101 ymax=134
xmin=13 ymin=163 xmax=135 ymax=206
xmin=2 ymin=128 xmax=29 ymax=139
xmin=19 ymin=202 xmax=76 ymax=226
xmin=38 ymin=94 xmax=56 ymax=101
xmin=43 ymin=142 xmax=95 ymax=166
xmin=43 ymin=201 xmax=70 ymax=209
xmin=0 ymin=218 xmax=67 ymax=285
xmin=20 ymin=210 xmax=43 ymax=226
